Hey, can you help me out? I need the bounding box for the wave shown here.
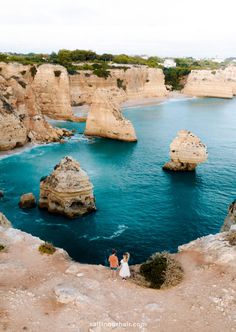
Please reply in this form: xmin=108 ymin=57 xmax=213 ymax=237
xmin=89 ymin=224 xmax=128 ymax=241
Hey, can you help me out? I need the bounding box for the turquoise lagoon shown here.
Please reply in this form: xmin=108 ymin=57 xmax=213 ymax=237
xmin=0 ymin=97 xmax=236 ymax=264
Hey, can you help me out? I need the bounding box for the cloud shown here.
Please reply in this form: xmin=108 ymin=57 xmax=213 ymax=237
xmin=0 ymin=0 xmax=235 ymax=57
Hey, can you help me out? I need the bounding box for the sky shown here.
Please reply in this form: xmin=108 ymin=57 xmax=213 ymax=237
xmin=0 ymin=0 xmax=235 ymax=58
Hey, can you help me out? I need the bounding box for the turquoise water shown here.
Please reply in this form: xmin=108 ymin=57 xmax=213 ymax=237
xmin=0 ymin=97 xmax=236 ymax=265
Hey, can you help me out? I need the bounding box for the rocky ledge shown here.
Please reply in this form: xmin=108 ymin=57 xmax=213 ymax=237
xmin=85 ymin=88 xmax=137 ymax=142
xmin=39 ymin=156 xmax=96 ymax=218
xmin=221 ymin=200 xmax=236 ymax=232
xmin=163 ymin=130 xmax=208 ymax=171
xmin=0 ymin=215 xmax=236 ymax=331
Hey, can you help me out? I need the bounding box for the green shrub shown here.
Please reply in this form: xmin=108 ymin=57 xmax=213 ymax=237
xmin=0 ymin=244 xmax=5 ymax=252
xmin=116 ymin=78 xmax=126 ymax=91
xmin=30 ymin=66 xmax=37 ymax=78
xmin=139 ymin=252 xmax=184 ymax=289
xmin=225 ymin=232 xmax=236 ymax=245
xmin=54 ymin=70 xmax=61 ymax=77
xmin=38 ymin=242 xmax=56 ymax=255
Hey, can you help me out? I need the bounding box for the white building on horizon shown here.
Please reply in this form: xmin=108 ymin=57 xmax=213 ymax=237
xmin=163 ymin=58 xmax=176 ymax=68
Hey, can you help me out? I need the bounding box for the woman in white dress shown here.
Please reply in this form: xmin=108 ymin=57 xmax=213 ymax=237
xmin=119 ymin=252 xmax=131 ymax=280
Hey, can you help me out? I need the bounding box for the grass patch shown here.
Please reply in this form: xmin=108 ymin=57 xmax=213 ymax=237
xmin=135 ymin=252 xmax=184 ymax=289
xmin=225 ymin=232 xmax=236 ymax=246
xmin=38 ymin=242 xmax=56 ymax=255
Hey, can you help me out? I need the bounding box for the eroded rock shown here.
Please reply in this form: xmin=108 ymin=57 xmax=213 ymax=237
xmin=85 ymin=88 xmax=137 ymax=141
xmin=221 ymin=201 xmax=236 ymax=232
xmin=39 ymin=156 xmax=96 ymax=218
xmin=19 ymin=193 xmax=36 ymax=209
xmin=0 ymin=62 xmax=73 ymax=151
xmin=0 ymin=213 xmax=12 ymax=228
xmin=182 ymin=66 xmax=236 ymax=99
xmin=163 ymin=130 xmax=208 ymax=171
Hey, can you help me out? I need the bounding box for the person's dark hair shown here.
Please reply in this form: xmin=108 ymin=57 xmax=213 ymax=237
xmin=112 ymin=249 xmax=117 ymax=255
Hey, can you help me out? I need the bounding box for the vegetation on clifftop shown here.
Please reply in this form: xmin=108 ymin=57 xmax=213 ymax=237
xmin=38 ymin=242 xmax=56 ymax=255
xmin=0 ymin=50 xmax=231 ymax=88
xmin=131 ymin=252 xmax=184 ymax=289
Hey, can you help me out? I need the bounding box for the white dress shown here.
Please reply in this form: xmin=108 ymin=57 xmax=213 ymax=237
xmin=119 ymin=259 xmax=131 ymax=278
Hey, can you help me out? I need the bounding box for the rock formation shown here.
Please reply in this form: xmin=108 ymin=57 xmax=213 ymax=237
xmin=69 ymin=66 xmax=168 ymax=106
xmin=221 ymin=201 xmax=236 ymax=232
xmin=163 ymin=130 xmax=208 ymax=171
xmin=19 ymin=193 xmax=36 ymax=209
xmin=85 ymin=88 xmax=137 ymax=141
xmin=183 ymin=66 xmax=236 ymax=98
xmin=39 ymin=156 xmax=96 ymax=218
xmin=0 ymin=212 xmax=12 ymax=228
xmin=179 ymin=230 xmax=236 ymax=267
xmin=32 ymin=64 xmax=74 ymax=120
xmin=0 ymin=62 xmax=72 ymax=151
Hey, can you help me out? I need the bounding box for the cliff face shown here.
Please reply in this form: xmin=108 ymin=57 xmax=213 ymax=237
xmin=39 ymin=156 xmax=96 ymax=218
xmin=85 ymin=88 xmax=137 ymax=141
xmin=183 ymin=66 xmax=236 ymax=98
xmin=70 ymin=66 xmax=168 ymax=106
xmin=32 ymin=64 xmax=73 ymax=120
xmin=0 ymin=62 xmax=71 ymax=151
xmin=0 ymin=221 xmax=236 ymax=331
xmin=163 ymin=130 xmax=208 ymax=171
xmin=221 ymin=201 xmax=236 ymax=232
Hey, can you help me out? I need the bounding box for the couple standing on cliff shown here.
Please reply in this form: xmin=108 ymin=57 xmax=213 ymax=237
xmin=108 ymin=249 xmax=131 ymax=281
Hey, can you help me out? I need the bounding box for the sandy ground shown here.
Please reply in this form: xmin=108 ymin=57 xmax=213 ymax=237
xmin=0 ymin=227 xmax=236 ymax=332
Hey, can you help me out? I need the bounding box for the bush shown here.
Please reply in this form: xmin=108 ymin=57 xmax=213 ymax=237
xmin=116 ymin=78 xmax=126 ymax=90
xmin=225 ymin=232 xmax=236 ymax=245
xmin=38 ymin=242 xmax=56 ymax=255
xmin=30 ymin=66 xmax=37 ymax=78
xmin=54 ymin=70 xmax=61 ymax=77
xmin=139 ymin=252 xmax=184 ymax=289
xmin=0 ymin=244 xmax=5 ymax=252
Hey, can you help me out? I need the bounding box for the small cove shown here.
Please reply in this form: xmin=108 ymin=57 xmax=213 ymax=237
xmin=0 ymin=97 xmax=236 ymax=264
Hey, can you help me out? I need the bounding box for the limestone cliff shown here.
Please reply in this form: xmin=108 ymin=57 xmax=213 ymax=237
xmin=183 ymin=66 xmax=236 ymax=98
xmin=1 ymin=219 xmax=236 ymax=331
xmin=221 ymin=201 xmax=236 ymax=232
xmin=85 ymin=88 xmax=137 ymax=141
xmin=70 ymin=66 xmax=168 ymax=106
xmin=163 ymin=130 xmax=208 ymax=171
xmin=39 ymin=156 xmax=96 ymax=218
xmin=32 ymin=64 xmax=74 ymax=120
xmin=0 ymin=62 xmax=71 ymax=151
xmin=179 ymin=231 xmax=236 ymax=268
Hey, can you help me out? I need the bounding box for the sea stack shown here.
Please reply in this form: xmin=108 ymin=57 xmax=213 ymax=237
xmin=221 ymin=201 xmax=236 ymax=232
xmin=85 ymin=88 xmax=137 ymax=142
xmin=39 ymin=156 xmax=96 ymax=218
xmin=163 ymin=130 xmax=208 ymax=171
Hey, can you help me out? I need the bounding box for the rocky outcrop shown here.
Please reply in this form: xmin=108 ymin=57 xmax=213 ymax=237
xmin=183 ymin=66 xmax=236 ymax=98
xmin=221 ymin=201 xmax=236 ymax=232
xmin=0 ymin=62 xmax=72 ymax=151
xmin=19 ymin=193 xmax=36 ymax=209
xmin=85 ymin=88 xmax=137 ymax=141
xmin=32 ymin=64 xmax=74 ymax=120
xmin=179 ymin=231 xmax=236 ymax=267
xmin=1 ymin=221 xmax=236 ymax=331
xmin=70 ymin=66 xmax=168 ymax=106
xmin=0 ymin=212 xmax=12 ymax=228
xmin=163 ymin=130 xmax=208 ymax=171
xmin=39 ymin=156 xmax=96 ymax=218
